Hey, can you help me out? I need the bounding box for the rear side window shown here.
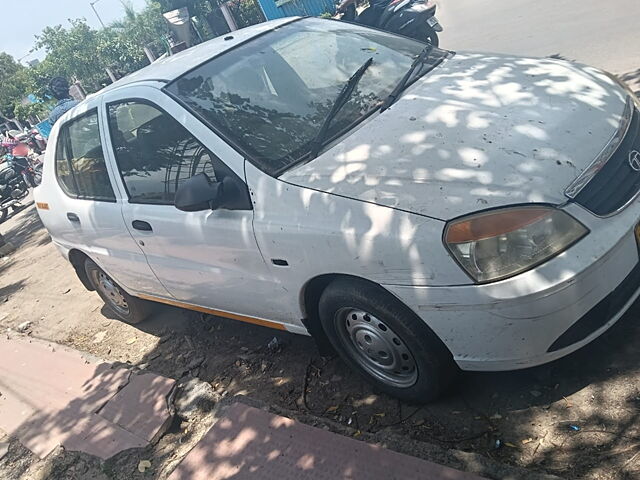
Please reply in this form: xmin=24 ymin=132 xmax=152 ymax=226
xmin=54 ymin=111 xmax=115 ymax=201
xmin=107 ymin=100 xmax=219 ymax=205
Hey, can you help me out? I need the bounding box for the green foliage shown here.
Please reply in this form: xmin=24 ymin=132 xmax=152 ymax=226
xmin=33 ymin=19 xmax=108 ymax=92
xmin=13 ymin=101 xmax=52 ymax=122
xmin=227 ymin=0 xmax=265 ymax=28
xmin=0 ymin=0 xmax=250 ymax=122
xmin=0 ymin=53 xmax=26 ymax=118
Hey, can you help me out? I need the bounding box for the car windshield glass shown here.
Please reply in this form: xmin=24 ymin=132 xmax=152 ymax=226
xmin=166 ymin=18 xmax=447 ymax=176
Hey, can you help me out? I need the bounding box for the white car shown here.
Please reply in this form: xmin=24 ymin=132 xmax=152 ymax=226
xmin=35 ymin=17 xmax=640 ymax=402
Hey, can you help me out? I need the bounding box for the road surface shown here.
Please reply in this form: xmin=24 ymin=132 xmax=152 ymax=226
xmin=437 ymin=0 xmax=640 ymax=77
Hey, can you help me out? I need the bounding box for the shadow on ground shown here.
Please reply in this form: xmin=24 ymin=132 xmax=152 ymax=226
xmin=78 ymin=290 xmax=640 ymax=480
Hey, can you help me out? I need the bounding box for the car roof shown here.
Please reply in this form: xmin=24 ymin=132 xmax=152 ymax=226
xmin=100 ymin=17 xmax=299 ymax=94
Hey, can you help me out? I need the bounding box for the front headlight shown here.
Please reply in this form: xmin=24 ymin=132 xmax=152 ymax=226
xmin=444 ymin=205 xmax=588 ymax=283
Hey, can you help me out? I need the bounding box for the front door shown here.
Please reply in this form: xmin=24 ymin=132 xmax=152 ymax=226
xmin=100 ymin=86 xmax=291 ymax=324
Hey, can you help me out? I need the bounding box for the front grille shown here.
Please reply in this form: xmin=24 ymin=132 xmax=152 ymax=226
xmin=574 ymin=106 xmax=640 ymax=216
xmin=547 ymin=260 xmax=640 ymax=352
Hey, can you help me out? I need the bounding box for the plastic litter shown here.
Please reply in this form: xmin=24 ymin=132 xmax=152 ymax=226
xmin=138 ymin=460 xmax=152 ymax=473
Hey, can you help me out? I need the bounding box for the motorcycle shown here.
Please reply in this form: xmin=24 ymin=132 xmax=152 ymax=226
xmin=338 ymin=0 xmax=443 ymax=46
xmin=5 ymin=154 xmax=42 ymax=188
xmin=7 ymin=129 xmax=45 ymax=155
xmin=21 ymin=128 xmax=47 ymax=154
xmin=0 ymin=160 xmax=30 ymax=224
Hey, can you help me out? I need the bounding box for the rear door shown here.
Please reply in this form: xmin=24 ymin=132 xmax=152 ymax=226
xmin=49 ymin=104 xmax=169 ymax=295
xmin=100 ymin=85 xmax=292 ymax=324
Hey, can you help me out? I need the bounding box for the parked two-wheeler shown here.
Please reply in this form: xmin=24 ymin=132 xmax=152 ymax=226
xmin=5 ymin=154 xmax=42 ymax=188
xmin=0 ymin=160 xmax=30 ymax=223
xmin=20 ymin=128 xmax=47 ymax=154
xmin=338 ymin=0 xmax=443 ymax=46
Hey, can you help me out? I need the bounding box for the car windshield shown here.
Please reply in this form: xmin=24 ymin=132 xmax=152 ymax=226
xmin=166 ymin=18 xmax=447 ymax=176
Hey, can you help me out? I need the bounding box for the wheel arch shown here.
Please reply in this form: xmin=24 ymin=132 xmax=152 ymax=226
xmin=68 ymin=249 xmax=95 ymax=291
xmin=300 ymin=273 xmax=454 ymax=361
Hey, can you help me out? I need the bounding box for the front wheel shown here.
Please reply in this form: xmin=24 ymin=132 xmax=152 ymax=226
xmin=84 ymin=258 xmax=152 ymax=324
xmin=318 ymin=278 xmax=457 ymax=403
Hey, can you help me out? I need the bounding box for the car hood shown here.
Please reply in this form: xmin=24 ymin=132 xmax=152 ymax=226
xmin=281 ymin=53 xmax=628 ymax=220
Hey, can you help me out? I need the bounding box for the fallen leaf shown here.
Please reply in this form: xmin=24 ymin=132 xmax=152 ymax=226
xmin=126 ymin=338 xmax=137 ymax=345
xmin=138 ymin=460 xmax=151 ymax=473
xmin=374 ymin=412 xmax=385 ymax=417
xmin=504 ymin=442 xmax=518 ymax=448
xmin=353 ymin=430 xmax=361 ymax=437
xmin=521 ymin=438 xmax=533 ymax=445
xmin=326 ymin=405 xmax=339 ymax=413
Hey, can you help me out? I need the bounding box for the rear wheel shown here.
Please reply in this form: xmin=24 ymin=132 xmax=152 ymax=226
xmin=425 ymin=30 xmax=439 ymax=47
xmin=84 ymin=258 xmax=152 ymax=324
xmin=318 ymin=278 xmax=457 ymax=403
xmin=0 ymin=208 xmax=7 ymax=224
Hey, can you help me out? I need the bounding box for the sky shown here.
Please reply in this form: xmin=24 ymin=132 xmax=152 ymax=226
xmin=0 ymin=0 xmax=148 ymax=64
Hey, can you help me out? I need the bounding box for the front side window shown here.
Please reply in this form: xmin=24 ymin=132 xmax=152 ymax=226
xmin=166 ymin=18 xmax=446 ymax=175
xmin=54 ymin=111 xmax=115 ymax=201
xmin=107 ymin=101 xmax=218 ymax=205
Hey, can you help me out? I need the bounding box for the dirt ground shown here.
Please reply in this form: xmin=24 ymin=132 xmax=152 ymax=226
xmin=2 ymin=198 xmax=640 ymax=480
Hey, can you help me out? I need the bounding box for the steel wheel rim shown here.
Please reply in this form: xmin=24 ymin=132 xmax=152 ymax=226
xmin=334 ymin=308 xmax=417 ymax=388
xmin=92 ymin=270 xmax=129 ymax=316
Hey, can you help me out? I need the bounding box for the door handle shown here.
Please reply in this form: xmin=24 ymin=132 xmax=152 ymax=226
xmin=67 ymin=212 xmax=80 ymax=223
xmin=132 ymin=220 xmax=153 ymax=232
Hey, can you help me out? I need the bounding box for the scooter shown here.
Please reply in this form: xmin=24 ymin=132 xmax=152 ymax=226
xmin=7 ymin=155 xmax=41 ymax=188
xmin=338 ymin=0 xmax=443 ymax=46
xmin=21 ymin=128 xmax=47 ymax=154
xmin=0 ymin=160 xmax=29 ymax=223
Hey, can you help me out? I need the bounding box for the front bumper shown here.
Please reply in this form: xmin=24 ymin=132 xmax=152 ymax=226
xmin=385 ymin=201 xmax=640 ymax=371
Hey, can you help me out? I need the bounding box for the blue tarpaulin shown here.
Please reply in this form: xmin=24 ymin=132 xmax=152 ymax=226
xmin=257 ymin=0 xmax=335 ymax=20
xmin=35 ymin=120 xmax=52 ymax=139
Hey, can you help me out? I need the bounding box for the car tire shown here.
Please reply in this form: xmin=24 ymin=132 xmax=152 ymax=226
xmin=318 ymin=278 xmax=457 ymax=403
xmin=84 ymin=258 xmax=152 ymax=324
xmin=0 ymin=208 xmax=7 ymax=224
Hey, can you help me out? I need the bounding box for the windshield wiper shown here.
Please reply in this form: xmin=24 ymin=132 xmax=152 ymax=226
xmin=309 ymin=57 xmax=374 ymax=159
xmin=380 ymin=44 xmax=433 ymax=112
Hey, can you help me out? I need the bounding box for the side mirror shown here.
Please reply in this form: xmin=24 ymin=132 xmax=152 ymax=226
xmin=175 ymin=173 xmax=222 ymax=212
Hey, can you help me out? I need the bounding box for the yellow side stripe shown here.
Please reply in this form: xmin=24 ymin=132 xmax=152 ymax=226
xmin=137 ymin=293 xmax=286 ymax=331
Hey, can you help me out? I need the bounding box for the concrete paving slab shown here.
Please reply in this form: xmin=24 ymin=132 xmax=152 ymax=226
xmin=169 ymin=403 xmax=487 ymax=480
xmin=0 ymin=336 xmax=129 ymax=413
xmin=98 ymin=371 xmax=175 ymax=442
xmin=61 ymin=413 xmax=148 ymax=460
xmin=0 ymin=335 xmax=175 ymax=460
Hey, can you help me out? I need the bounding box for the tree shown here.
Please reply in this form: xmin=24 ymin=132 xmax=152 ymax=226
xmin=111 ymin=1 xmax=169 ymax=58
xmin=0 ymin=0 xmax=185 ymax=117
xmin=33 ymin=19 xmax=108 ymax=92
xmin=0 ymin=53 xmax=26 ymax=118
